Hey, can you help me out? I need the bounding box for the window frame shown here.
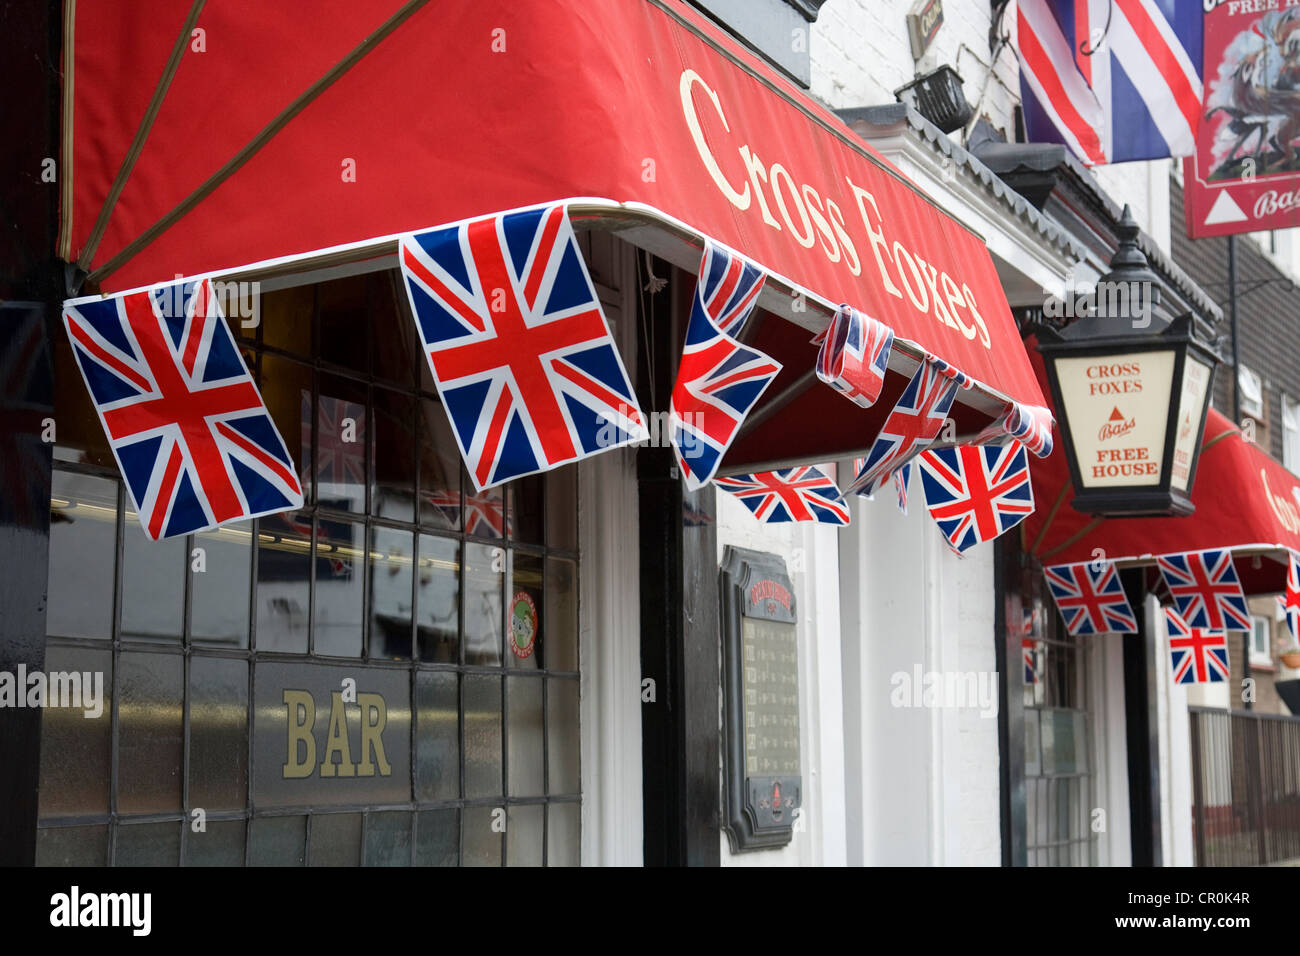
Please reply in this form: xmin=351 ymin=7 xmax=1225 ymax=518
xmin=37 ymin=263 xmax=585 ymax=867
xmin=1250 ymin=614 xmax=1273 ymax=668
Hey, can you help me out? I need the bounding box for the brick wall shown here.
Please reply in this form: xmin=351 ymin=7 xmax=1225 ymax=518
xmin=810 ymin=0 xmax=1019 ymax=139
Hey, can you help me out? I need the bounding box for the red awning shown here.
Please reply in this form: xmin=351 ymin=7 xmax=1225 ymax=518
xmin=61 ymin=0 xmax=1045 ymax=470
xmin=1027 ymin=399 xmax=1300 ymax=594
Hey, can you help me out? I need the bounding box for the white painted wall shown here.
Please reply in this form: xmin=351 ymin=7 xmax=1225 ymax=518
xmin=836 ymin=477 xmax=1001 ymax=865
xmin=716 ymin=487 xmax=849 ymax=866
xmin=581 ymin=242 xmax=644 ymax=866
xmin=1088 ymin=632 xmax=1131 ymax=865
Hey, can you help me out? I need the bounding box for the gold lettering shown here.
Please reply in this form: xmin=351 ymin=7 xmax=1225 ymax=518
xmin=283 ymin=690 xmax=316 ymax=779
xmin=319 ymin=691 xmax=356 ymax=778
xmin=356 ymin=693 xmax=392 ymax=778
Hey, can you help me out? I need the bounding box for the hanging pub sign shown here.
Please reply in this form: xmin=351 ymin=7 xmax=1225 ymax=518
xmin=719 ymin=546 xmax=801 ymax=852
xmin=1185 ymin=4 xmax=1300 ymax=238
xmin=1037 ymin=208 xmax=1219 ymax=516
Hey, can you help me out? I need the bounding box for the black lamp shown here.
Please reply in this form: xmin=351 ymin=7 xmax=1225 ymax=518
xmin=1036 ymin=207 xmax=1219 ymax=517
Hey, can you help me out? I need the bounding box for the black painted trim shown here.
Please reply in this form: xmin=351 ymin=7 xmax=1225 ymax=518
xmin=637 ymin=260 xmax=721 ymax=866
xmin=1120 ymin=568 xmax=1162 ymax=866
xmin=0 ymin=0 xmax=62 ymax=866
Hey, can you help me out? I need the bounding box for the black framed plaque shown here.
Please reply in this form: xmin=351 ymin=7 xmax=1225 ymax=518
xmin=719 ymin=546 xmax=801 ymax=852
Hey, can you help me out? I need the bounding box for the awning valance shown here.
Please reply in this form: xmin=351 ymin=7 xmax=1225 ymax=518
xmin=62 ymin=0 xmax=1045 ymax=476
xmin=1027 ymin=401 xmax=1300 ymax=595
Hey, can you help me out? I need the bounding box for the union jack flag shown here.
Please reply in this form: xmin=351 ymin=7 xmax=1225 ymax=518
xmin=670 ymin=242 xmax=781 ymax=490
xmin=1017 ymin=0 xmax=1202 ymax=165
xmin=424 ymin=488 xmax=508 ymax=538
xmin=917 ymin=443 xmax=1035 ymax=554
xmin=714 ymin=466 xmax=850 ymax=525
xmin=844 ymin=358 xmax=959 ymax=497
xmin=1283 ymin=552 xmax=1300 ymax=643
xmin=63 ymin=278 xmax=303 ymax=539
xmin=399 ymin=204 xmax=647 ymax=492
xmin=1166 ymin=607 xmax=1229 ymax=685
xmin=1043 ymin=560 xmax=1138 ymax=635
xmin=302 ymin=391 xmax=367 ymax=491
xmin=975 ymin=402 xmax=1055 ymax=458
xmin=814 ymin=304 xmax=894 ymax=408
xmin=1156 ymin=549 xmax=1251 ymax=632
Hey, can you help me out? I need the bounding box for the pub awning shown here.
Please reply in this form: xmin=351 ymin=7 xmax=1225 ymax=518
xmin=60 ymin=0 xmax=1046 ymax=473
xmin=1026 ymin=401 xmax=1300 ymax=595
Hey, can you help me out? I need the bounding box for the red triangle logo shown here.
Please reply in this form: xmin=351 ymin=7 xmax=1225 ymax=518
xmin=1109 ymin=406 xmax=1125 ymax=421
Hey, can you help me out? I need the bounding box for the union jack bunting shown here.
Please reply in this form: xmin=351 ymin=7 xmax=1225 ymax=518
xmin=1166 ymin=607 xmax=1230 ymax=685
xmin=974 ymin=402 xmax=1055 ymax=458
xmin=63 ymin=278 xmax=303 ymax=540
xmin=424 ymin=488 xmax=509 ymax=537
xmin=714 ymin=466 xmax=850 ymax=525
xmin=1023 ymin=637 xmax=1039 ymax=684
xmin=1022 ymin=608 xmax=1038 ymax=683
xmin=843 ymin=358 xmax=960 ymax=497
xmin=302 ymin=391 xmax=367 ymax=492
xmin=1156 ymin=549 xmax=1251 ymax=632
xmin=670 ymin=242 xmax=782 ymax=490
xmin=399 ymin=204 xmax=648 ymax=492
xmin=1043 ymin=560 xmax=1139 ymax=635
xmin=1017 ymin=0 xmax=1202 ymax=164
xmin=1283 ymin=553 xmax=1300 ymax=643
xmin=928 ymin=354 xmax=973 ymax=390
xmin=917 ymin=443 xmax=1035 ymax=554
xmin=893 ymin=460 xmax=912 ymax=515
xmin=693 ymin=240 xmax=766 ymax=336
xmin=814 ymin=304 xmax=894 ymax=408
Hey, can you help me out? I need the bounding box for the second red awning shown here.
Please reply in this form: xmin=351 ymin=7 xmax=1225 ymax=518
xmin=1026 ymin=402 xmax=1300 ymax=594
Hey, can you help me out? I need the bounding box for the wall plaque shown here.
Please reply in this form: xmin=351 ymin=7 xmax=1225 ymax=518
xmin=720 ymin=546 xmax=801 ymax=851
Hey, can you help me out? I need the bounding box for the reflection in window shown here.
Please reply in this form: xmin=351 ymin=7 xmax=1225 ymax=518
xmin=257 ymin=510 xmax=312 ymax=654
xmin=313 ymin=518 xmax=364 ymax=657
xmin=373 ymin=388 xmax=416 ymax=525
xmin=191 ymin=521 xmax=252 ymax=646
xmin=315 ymin=375 xmax=367 ymax=514
xmin=47 ymin=472 xmax=117 ymax=640
xmin=121 ymin=519 xmax=184 ymax=641
xmin=417 ymin=534 xmax=459 ymax=663
xmin=464 ymin=543 xmax=503 ymax=666
xmin=371 ymin=526 xmax=414 ymax=660
xmin=39 ymin=265 xmax=583 ymax=866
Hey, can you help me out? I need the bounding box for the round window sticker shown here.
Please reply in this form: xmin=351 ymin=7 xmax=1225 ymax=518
xmin=510 ymin=590 xmax=538 ymax=659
